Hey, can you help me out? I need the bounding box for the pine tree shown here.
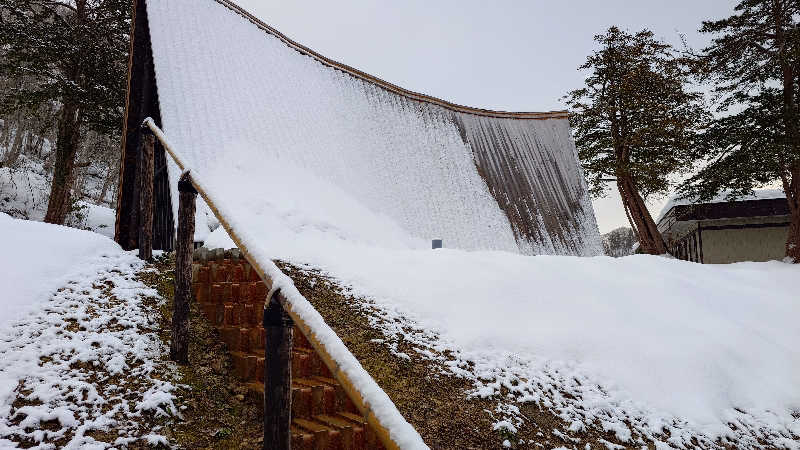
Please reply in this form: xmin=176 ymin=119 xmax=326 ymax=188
xmin=679 ymin=0 xmax=800 ymax=262
xmin=0 ymin=0 xmax=129 ymax=224
xmin=602 ymin=227 xmax=639 ymax=257
xmin=565 ymin=27 xmax=709 ymax=255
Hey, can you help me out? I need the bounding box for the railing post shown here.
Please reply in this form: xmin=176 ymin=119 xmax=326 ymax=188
xmin=263 ymin=288 xmax=293 ymax=450
xmin=137 ymin=125 xmax=155 ymax=261
xmin=170 ymin=172 xmax=197 ymax=364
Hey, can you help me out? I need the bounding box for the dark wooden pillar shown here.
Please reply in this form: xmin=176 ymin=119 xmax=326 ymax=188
xmin=263 ymin=289 xmax=293 ymax=450
xmin=170 ymin=172 xmax=197 ymax=364
xmin=697 ymin=223 xmax=704 ymax=264
xmin=137 ymin=127 xmax=155 ymax=261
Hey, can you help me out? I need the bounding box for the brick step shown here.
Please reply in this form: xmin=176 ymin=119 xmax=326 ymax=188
xmin=219 ymin=326 xmax=265 ymax=353
xmin=231 ymin=349 xmax=333 ymax=383
xmin=193 ymin=281 xmax=268 ymax=306
xmin=232 ymin=350 xmax=310 ymax=381
xmin=247 ymin=382 xmax=325 ymax=422
xmin=246 ymin=379 xmax=360 ymax=421
xmin=261 ymin=393 xmax=374 ymax=449
xmin=202 ymin=301 xmax=261 ymax=328
xmin=290 ymin=412 xmax=376 ymax=450
xmin=291 ymin=424 xmax=316 ymax=450
xmin=193 ymin=261 xmax=262 ymax=285
xmin=217 ymin=324 xmax=315 ymax=352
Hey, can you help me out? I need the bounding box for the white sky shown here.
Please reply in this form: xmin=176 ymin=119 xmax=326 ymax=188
xmin=235 ymin=0 xmax=737 ymax=233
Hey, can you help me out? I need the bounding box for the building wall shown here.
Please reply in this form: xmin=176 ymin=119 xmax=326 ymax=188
xmin=700 ymin=218 xmax=789 ymax=264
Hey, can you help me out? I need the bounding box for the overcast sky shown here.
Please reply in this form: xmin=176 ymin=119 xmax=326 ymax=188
xmin=236 ymin=0 xmax=737 ymax=233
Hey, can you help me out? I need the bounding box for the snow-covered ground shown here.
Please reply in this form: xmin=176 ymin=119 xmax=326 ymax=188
xmin=207 ymin=218 xmax=800 ymax=447
xmin=0 ymin=214 xmax=179 ymax=448
xmin=193 ymin=154 xmax=800 ymax=448
xmin=0 ymin=213 xmax=121 ymax=330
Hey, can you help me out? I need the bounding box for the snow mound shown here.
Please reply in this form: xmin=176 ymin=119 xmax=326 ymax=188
xmin=0 ymin=213 xmax=121 ymax=331
xmin=69 ymin=201 xmax=117 ymax=239
xmin=0 ymin=217 xmax=178 ymax=448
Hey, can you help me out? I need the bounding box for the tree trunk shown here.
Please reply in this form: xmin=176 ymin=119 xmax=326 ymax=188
xmin=0 ymin=112 xmax=21 ymax=151
xmin=784 ymin=164 xmax=800 ymax=262
xmin=787 ymin=207 xmax=800 ymax=263
xmin=3 ymin=119 xmax=27 ymax=166
xmin=617 ymin=175 xmax=667 ymax=255
xmin=97 ymin=161 xmax=115 ymax=206
xmin=44 ymin=103 xmax=81 ymax=225
xmin=170 ymin=173 xmax=197 ymax=363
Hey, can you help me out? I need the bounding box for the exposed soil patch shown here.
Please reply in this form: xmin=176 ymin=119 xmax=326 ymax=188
xmin=140 ymin=254 xmax=264 ymax=449
xmin=277 ymin=261 xmax=600 ymax=450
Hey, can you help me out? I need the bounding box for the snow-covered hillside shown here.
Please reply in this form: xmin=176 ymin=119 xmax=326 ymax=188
xmin=0 ymin=214 xmax=179 ymax=447
xmin=206 ymin=216 xmax=800 ymax=447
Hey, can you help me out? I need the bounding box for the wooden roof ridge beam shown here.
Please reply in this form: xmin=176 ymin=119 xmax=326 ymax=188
xmin=213 ymin=0 xmax=568 ymax=121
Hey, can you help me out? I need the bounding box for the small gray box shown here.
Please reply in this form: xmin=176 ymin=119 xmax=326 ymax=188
xmin=432 ymin=239 xmax=443 ymax=249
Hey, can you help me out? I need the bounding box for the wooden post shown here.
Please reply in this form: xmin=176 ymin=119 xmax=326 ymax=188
xmin=137 ymin=127 xmax=155 ymax=261
xmin=170 ymin=172 xmax=196 ymax=364
xmin=263 ymin=289 xmax=293 ymax=450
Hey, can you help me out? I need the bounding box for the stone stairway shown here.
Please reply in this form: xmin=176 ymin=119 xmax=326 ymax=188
xmin=192 ymin=250 xmax=385 ymax=449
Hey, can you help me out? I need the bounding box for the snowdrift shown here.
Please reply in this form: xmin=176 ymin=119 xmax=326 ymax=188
xmin=0 ymin=213 xmax=121 ymax=331
xmin=143 ymin=0 xmax=601 ymax=256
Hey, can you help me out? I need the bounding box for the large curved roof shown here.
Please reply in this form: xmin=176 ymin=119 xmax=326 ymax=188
xmin=119 ymin=0 xmax=601 ymax=257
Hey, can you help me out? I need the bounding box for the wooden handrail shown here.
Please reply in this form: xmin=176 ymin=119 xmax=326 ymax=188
xmin=142 ymin=118 xmax=428 ymax=450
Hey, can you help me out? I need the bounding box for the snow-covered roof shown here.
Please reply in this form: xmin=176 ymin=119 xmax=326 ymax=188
xmin=142 ymin=0 xmax=601 ymax=256
xmin=656 ymin=189 xmax=786 ymax=223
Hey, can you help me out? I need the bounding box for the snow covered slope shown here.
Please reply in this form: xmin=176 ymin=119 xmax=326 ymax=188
xmin=207 ymin=223 xmax=800 ymax=447
xmin=144 ymin=0 xmax=601 ymax=256
xmin=0 ymin=213 xmax=121 ymax=331
xmin=0 ymin=215 xmax=179 ymax=448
